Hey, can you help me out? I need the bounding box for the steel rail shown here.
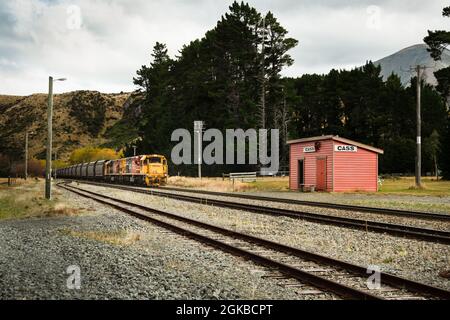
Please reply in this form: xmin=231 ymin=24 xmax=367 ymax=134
xmin=59 ymin=182 xmax=450 ymax=300
xmin=70 ymin=180 xmax=450 ymax=244
xmin=158 ymin=186 xmax=450 ymax=221
xmin=58 ymin=183 xmax=376 ymax=300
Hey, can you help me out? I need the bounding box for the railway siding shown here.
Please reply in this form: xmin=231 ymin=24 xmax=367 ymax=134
xmin=70 ymin=182 xmax=450 ymax=292
xmin=0 ymin=186 xmax=312 ymax=300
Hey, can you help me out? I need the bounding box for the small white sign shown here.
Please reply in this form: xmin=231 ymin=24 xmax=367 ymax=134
xmin=335 ymin=145 xmax=357 ymax=152
xmin=303 ymin=146 xmax=316 ymax=153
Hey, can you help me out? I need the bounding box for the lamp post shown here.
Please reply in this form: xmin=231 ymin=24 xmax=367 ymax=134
xmin=24 ymin=130 xmax=35 ymax=180
xmin=45 ymin=76 xmax=66 ymax=200
xmin=194 ymin=121 xmax=204 ymax=179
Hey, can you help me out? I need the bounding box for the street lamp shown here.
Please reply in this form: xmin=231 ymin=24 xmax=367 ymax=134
xmin=45 ymin=76 xmax=66 ymax=200
xmin=194 ymin=121 xmax=204 ymax=179
xmin=25 ymin=130 xmax=35 ymax=180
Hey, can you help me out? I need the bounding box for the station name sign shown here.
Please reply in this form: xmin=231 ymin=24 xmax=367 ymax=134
xmin=303 ymin=146 xmax=316 ymax=153
xmin=335 ymin=145 xmax=357 ymax=152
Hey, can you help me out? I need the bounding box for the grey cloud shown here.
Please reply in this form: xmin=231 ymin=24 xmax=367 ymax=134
xmin=0 ymin=0 xmax=449 ymax=94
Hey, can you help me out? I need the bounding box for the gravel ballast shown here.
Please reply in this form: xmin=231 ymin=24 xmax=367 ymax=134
xmin=162 ymin=186 xmax=450 ymax=215
xmin=75 ymin=182 xmax=450 ymax=291
xmin=148 ymin=187 xmax=450 ymax=231
xmin=0 ymin=186 xmax=334 ymax=300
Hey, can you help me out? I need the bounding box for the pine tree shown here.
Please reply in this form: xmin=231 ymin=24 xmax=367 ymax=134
xmin=423 ymin=5 xmax=450 ymax=179
xmin=133 ymin=42 xmax=173 ymax=155
xmin=440 ymin=116 xmax=450 ymax=179
xmin=424 ymin=6 xmax=450 ymax=60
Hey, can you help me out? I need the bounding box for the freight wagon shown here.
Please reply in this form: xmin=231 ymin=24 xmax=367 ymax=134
xmin=56 ymin=154 xmax=168 ymax=187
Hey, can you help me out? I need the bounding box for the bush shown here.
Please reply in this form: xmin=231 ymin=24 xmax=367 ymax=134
xmin=69 ymin=147 xmax=123 ymax=164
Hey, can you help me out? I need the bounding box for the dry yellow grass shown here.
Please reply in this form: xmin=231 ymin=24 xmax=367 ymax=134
xmin=168 ymin=176 xmax=253 ymax=192
xmin=168 ymin=176 xmax=289 ymax=192
xmin=0 ymin=179 xmax=81 ymax=220
xmin=378 ymin=177 xmax=450 ymax=196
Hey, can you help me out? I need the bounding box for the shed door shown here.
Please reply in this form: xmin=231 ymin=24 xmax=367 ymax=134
xmin=297 ymin=159 xmax=304 ymax=188
xmin=316 ymin=158 xmax=327 ymax=191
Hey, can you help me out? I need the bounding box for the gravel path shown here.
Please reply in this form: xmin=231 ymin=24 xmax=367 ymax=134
xmin=75 ymin=183 xmax=450 ymax=291
xmin=0 ymin=186 xmax=333 ymax=300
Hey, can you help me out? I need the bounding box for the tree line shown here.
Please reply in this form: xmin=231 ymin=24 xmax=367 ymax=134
xmin=284 ymin=65 xmax=447 ymax=175
xmin=0 ymin=147 xmax=121 ymax=178
xmin=129 ymin=1 xmax=450 ymax=178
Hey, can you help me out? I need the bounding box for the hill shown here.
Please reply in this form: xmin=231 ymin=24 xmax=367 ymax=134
xmin=374 ymin=44 xmax=450 ymax=86
xmin=0 ymin=90 xmax=143 ymax=162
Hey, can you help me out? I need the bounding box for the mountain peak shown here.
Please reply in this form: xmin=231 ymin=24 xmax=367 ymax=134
xmin=374 ymin=44 xmax=450 ymax=86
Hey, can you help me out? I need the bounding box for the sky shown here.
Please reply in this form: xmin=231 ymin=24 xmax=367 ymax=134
xmin=0 ymin=0 xmax=449 ymax=95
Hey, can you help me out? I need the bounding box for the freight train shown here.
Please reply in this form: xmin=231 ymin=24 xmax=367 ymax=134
xmin=56 ymin=154 xmax=168 ymax=186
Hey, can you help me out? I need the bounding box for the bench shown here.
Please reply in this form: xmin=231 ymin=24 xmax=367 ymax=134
xmin=299 ymin=184 xmax=315 ymax=192
xmin=223 ymin=172 xmax=257 ymax=182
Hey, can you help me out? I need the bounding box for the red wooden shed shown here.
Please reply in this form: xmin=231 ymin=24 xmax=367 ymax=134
xmin=287 ymin=135 xmax=384 ymax=192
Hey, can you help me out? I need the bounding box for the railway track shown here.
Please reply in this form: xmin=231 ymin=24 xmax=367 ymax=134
xmin=58 ymin=182 xmax=450 ymax=300
xmin=158 ymin=186 xmax=450 ymax=221
xmin=69 ymin=180 xmax=450 ymax=244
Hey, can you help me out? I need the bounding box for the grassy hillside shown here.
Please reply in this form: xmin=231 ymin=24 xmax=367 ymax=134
xmin=0 ymin=90 xmax=142 ymax=162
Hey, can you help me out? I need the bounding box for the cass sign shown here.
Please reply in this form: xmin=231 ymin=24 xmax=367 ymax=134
xmin=335 ymin=145 xmax=357 ymax=152
xmin=303 ymin=146 xmax=316 ymax=153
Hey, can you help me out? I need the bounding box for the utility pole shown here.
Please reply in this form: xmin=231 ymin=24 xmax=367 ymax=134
xmin=25 ymin=131 xmax=29 ymax=180
xmin=25 ymin=130 xmax=35 ymax=180
xmin=45 ymin=76 xmax=53 ymax=199
xmin=45 ymin=76 xmax=66 ymax=199
xmin=260 ymin=16 xmax=266 ymax=130
xmin=133 ymin=146 xmax=137 ymax=156
xmin=415 ymin=65 xmax=423 ymax=188
xmin=257 ymin=15 xmax=267 ymax=175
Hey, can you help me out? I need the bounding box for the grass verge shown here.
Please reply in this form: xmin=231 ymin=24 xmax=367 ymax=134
xmin=0 ymin=179 xmax=80 ymax=221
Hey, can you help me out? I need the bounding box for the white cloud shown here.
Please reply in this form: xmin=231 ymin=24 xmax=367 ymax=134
xmin=0 ymin=0 xmax=449 ymax=95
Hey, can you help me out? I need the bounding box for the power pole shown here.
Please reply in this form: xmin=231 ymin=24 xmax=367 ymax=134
xmin=415 ymin=65 xmax=423 ymax=188
xmin=25 ymin=131 xmax=29 ymax=180
xmin=45 ymin=76 xmax=66 ymax=199
xmin=133 ymin=146 xmax=137 ymax=156
xmin=45 ymin=76 xmax=53 ymax=199
xmin=257 ymin=16 xmax=267 ymax=175
xmin=260 ymin=16 xmax=266 ymax=129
